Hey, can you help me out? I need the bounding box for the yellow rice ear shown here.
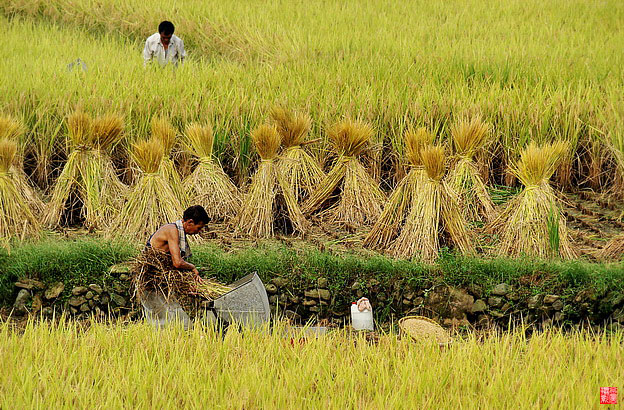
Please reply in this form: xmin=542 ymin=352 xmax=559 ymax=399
xmin=251 ymin=124 xmax=281 ymax=160
xmin=184 ymin=123 xmax=214 ymax=159
xmin=0 ymin=116 xmax=25 ymax=141
xmin=0 ymin=139 xmax=18 ymax=173
xmin=151 ymin=117 xmax=177 ymax=154
xmin=421 ymin=144 xmax=445 ymax=181
xmin=67 ymin=110 xmax=93 ymax=148
xmin=328 ymin=118 xmax=374 ymax=157
xmin=132 ymin=139 xmax=165 ymax=174
xmin=270 ymin=107 xmax=311 ymax=148
xmin=404 ymin=127 xmax=434 ymax=167
xmin=93 ymin=114 xmax=124 ymax=151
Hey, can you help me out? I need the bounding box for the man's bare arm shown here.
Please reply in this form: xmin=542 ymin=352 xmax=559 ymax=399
xmin=166 ymin=227 xmax=196 ymax=272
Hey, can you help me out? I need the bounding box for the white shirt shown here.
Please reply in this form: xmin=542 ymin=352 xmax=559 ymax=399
xmin=143 ymin=33 xmax=186 ymax=66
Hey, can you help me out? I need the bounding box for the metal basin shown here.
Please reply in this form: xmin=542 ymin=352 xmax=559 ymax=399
xmin=210 ymin=272 xmax=270 ymax=328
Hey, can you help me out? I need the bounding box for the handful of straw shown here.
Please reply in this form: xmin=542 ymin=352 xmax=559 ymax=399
xmin=132 ymin=248 xmax=231 ymax=304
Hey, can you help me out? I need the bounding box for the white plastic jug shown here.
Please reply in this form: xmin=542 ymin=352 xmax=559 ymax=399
xmin=351 ymin=302 xmax=374 ymax=331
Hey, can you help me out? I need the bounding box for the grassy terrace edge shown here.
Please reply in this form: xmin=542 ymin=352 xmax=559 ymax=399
xmin=1 ymin=238 xmax=622 ymax=308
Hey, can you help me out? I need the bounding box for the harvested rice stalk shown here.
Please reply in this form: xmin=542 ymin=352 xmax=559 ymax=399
xmin=0 ymin=116 xmax=25 ymax=142
xmin=0 ymin=139 xmax=40 ymax=248
xmin=183 ymin=123 xmax=241 ymax=221
xmin=596 ymin=234 xmax=624 ymax=261
xmin=132 ymin=248 xmax=230 ymax=305
xmin=107 ymin=140 xmax=184 ymax=242
xmin=271 ymin=107 xmax=325 ymax=203
xmin=0 ymin=115 xmax=44 ymax=215
xmin=303 ymin=119 xmax=384 ymax=229
xmin=235 ymin=124 xmax=309 ymax=238
xmin=389 ymin=144 xmax=474 ymax=262
xmin=45 ymin=111 xmax=126 ymax=229
xmin=152 ymin=117 xmax=187 ymax=204
xmin=489 ymin=141 xmax=576 ymax=259
xmin=364 ymin=127 xmax=432 ymax=249
xmin=448 ymin=117 xmax=497 ymax=223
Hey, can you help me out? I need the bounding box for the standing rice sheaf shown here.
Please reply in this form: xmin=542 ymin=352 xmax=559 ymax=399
xmin=271 ymin=107 xmax=325 ymax=203
xmin=489 ymin=141 xmax=577 ymax=259
xmin=302 ymin=118 xmax=385 ymax=229
xmin=183 ymin=123 xmax=241 ymax=222
xmin=44 ymin=111 xmax=126 ymax=229
xmin=388 ymin=144 xmax=474 ymax=262
xmin=364 ymin=127 xmax=433 ymax=250
xmin=107 ymin=139 xmax=184 ymax=243
xmin=448 ymin=116 xmax=497 ymax=224
xmin=235 ymin=124 xmax=309 ymax=238
xmin=0 ymin=138 xmax=41 ymax=248
xmin=152 ymin=117 xmax=188 ymax=205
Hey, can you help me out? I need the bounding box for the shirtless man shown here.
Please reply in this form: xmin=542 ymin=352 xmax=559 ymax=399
xmin=146 ymin=205 xmax=209 ymax=275
xmin=140 ymin=205 xmax=209 ymax=328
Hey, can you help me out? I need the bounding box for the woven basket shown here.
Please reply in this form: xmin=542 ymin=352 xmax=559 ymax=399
xmin=398 ymin=315 xmax=452 ymax=346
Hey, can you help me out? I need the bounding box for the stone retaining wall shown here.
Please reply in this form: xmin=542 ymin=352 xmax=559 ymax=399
xmin=9 ymin=267 xmax=624 ymax=331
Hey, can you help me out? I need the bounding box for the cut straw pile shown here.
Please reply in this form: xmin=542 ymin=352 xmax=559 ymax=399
xmin=152 ymin=117 xmax=187 ymax=204
xmin=364 ymin=127 xmax=432 ymax=249
xmin=303 ymin=119 xmax=384 ymax=229
xmin=183 ymin=123 xmax=240 ymax=222
xmin=235 ymin=124 xmax=309 ymax=238
xmin=448 ymin=117 xmax=496 ymax=224
xmin=45 ymin=111 xmax=126 ymax=229
xmin=0 ymin=116 xmax=44 ymax=216
xmin=0 ymin=138 xmax=41 ymax=247
xmin=132 ymin=248 xmax=231 ymax=305
xmin=597 ymin=234 xmax=624 ymax=261
xmin=107 ymin=139 xmax=184 ymax=242
xmin=271 ymin=107 xmax=325 ymax=202
xmin=489 ymin=141 xmax=576 ymax=259
xmin=388 ymin=144 xmax=474 ymax=261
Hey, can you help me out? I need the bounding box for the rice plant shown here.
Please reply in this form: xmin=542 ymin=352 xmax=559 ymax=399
xmin=0 ymin=319 xmax=621 ymax=408
xmin=489 ymin=141 xmax=576 ymax=259
xmin=303 ymin=119 xmax=385 ymax=229
xmin=44 ymin=111 xmax=126 ymax=229
xmin=107 ymin=139 xmax=184 ymax=242
xmin=235 ymin=124 xmax=309 ymax=238
xmin=182 ymin=123 xmax=241 ymax=222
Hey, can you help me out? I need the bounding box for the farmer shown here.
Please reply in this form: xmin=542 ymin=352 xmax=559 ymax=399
xmin=134 ymin=205 xmax=210 ymax=329
xmin=143 ymin=20 xmax=186 ymax=67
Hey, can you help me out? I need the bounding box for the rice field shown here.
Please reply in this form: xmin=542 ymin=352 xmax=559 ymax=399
xmin=0 ymin=1 xmax=623 ymax=259
xmin=0 ymin=319 xmax=622 ymax=409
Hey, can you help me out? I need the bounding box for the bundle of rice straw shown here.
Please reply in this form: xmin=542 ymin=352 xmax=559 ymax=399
xmin=0 ymin=116 xmax=44 ymax=215
xmin=271 ymin=107 xmax=325 ymax=202
xmin=448 ymin=117 xmax=496 ymax=223
xmin=597 ymin=234 xmax=624 ymax=261
xmin=235 ymin=124 xmax=309 ymax=238
xmin=151 ymin=117 xmax=187 ymax=204
xmin=45 ymin=111 xmax=126 ymax=229
xmin=107 ymin=139 xmax=184 ymax=242
xmin=303 ymin=119 xmax=384 ymax=229
xmin=132 ymin=248 xmax=231 ymax=305
xmin=183 ymin=123 xmax=241 ymax=221
xmin=399 ymin=316 xmax=452 ymax=346
xmin=0 ymin=138 xmax=41 ymax=248
xmin=489 ymin=141 xmax=576 ymax=259
xmin=388 ymin=144 xmax=474 ymax=262
xmin=364 ymin=127 xmax=433 ymax=249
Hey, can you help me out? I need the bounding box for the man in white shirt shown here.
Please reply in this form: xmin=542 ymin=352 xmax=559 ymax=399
xmin=143 ymin=21 xmax=186 ymax=67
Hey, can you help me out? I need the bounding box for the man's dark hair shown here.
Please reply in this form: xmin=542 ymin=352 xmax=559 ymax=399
xmin=183 ymin=205 xmax=209 ymax=224
xmin=158 ymin=21 xmax=175 ymax=35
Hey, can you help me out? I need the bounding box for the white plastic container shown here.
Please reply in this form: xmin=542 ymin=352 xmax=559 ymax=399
xmin=351 ymin=302 xmax=374 ymax=331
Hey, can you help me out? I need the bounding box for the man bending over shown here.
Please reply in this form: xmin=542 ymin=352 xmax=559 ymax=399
xmin=143 ymin=20 xmax=186 ymax=67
